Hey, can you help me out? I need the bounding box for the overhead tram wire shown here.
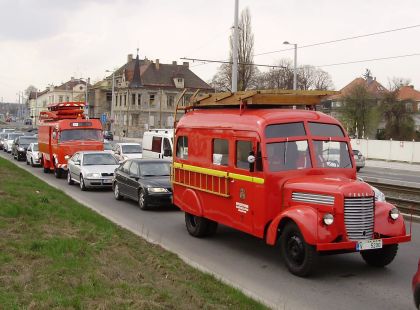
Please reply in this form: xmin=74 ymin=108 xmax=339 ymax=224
xmin=187 ymin=24 xmax=420 ymax=68
xmin=183 ymin=52 xmax=420 ymax=70
xmin=254 ymin=24 xmax=420 ymax=57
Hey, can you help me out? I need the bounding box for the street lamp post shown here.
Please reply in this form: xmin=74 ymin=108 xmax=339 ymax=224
xmin=79 ymin=77 xmax=90 ymax=118
xmin=105 ymin=70 xmax=116 ymax=132
xmin=283 ymin=41 xmax=297 ymax=90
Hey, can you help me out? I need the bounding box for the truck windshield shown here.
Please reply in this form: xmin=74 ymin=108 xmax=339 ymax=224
xmin=60 ymin=129 xmax=102 ymax=142
xmin=313 ymin=140 xmax=352 ymax=168
xmin=266 ymin=140 xmax=311 ymax=172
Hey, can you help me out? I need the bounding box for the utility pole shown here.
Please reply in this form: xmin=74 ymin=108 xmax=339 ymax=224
xmin=231 ymin=0 xmax=239 ymax=92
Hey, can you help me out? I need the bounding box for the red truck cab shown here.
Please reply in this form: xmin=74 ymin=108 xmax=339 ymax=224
xmin=38 ymin=102 xmax=104 ymax=178
xmin=172 ymin=90 xmax=411 ymax=276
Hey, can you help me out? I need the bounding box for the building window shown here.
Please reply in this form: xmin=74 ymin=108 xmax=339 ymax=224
xmin=58 ymin=96 xmax=63 ymax=103
xmin=149 ymin=94 xmax=156 ymax=107
xmin=124 ymin=95 xmax=127 ymax=106
xmin=184 ymin=95 xmax=191 ymax=106
xmin=213 ymin=139 xmax=229 ymax=166
xmin=167 ymin=95 xmax=174 ymax=108
xmin=66 ymin=96 xmax=70 ymax=102
xmin=177 ymin=78 xmax=183 ymax=83
xmin=106 ymin=92 xmax=112 ymax=102
xmin=132 ymin=94 xmax=136 ymax=105
xmin=137 ymin=94 xmax=141 ymax=106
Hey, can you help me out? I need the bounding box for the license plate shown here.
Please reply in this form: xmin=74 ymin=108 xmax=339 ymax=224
xmin=102 ymin=179 xmax=112 ymax=184
xmin=356 ymin=239 xmax=383 ymax=251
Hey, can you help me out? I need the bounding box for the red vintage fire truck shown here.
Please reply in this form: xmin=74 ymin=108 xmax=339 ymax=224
xmin=172 ymin=90 xmax=411 ymax=276
xmin=38 ymin=102 xmax=104 ymax=178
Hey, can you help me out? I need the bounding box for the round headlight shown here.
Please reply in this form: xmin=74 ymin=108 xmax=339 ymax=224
xmin=389 ymin=207 xmax=399 ymax=220
xmin=323 ymin=213 xmax=334 ymax=225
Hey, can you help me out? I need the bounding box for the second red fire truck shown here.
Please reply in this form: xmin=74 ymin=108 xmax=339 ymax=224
xmin=38 ymin=102 xmax=104 ymax=178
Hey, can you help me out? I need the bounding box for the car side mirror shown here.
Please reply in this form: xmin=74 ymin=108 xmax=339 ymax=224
xmin=164 ymin=149 xmax=172 ymax=157
xmin=74 ymin=160 xmax=80 ymax=165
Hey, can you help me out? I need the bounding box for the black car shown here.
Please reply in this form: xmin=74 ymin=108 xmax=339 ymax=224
xmin=112 ymin=159 xmax=172 ymax=210
xmin=104 ymin=131 xmax=113 ymax=141
xmin=12 ymin=136 xmax=38 ymax=161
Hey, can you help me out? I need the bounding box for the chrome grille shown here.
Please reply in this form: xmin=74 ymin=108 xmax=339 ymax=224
xmin=344 ymin=197 xmax=374 ymax=240
xmin=292 ymin=192 xmax=334 ymax=205
xmin=101 ymin=172 xmax=113 ymax=177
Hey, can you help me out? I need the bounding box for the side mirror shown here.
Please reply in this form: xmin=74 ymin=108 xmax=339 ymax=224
xmin=163 ymin=149 xmax=172 ymax=157
xmin=74 ymin=160 xmax=80 ymax=165
xmin=248 ymin=152 xmax=256 ymax=172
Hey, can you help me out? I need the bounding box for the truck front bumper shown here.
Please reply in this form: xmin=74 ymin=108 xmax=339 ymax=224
xmin=316 ymin=234 xmax=411 ymax=251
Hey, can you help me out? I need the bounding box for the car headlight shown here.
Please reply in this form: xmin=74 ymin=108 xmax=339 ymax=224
xmin=372 ymin=186 xmax=386 ymax=202
xmin=64 ymin=155 xmax=70 ymax=160
xmin=18 ymin=147 xmax=24 ymax=151
xmin=148 ymin=187 xmax=169 ymax=193
xmin=389 ymin=207 xmax=399 ymax=220
xmin=323 ymin=213 xmax=334 ymax=225
xmin=87 ymin=173 xmax=101 ymax=179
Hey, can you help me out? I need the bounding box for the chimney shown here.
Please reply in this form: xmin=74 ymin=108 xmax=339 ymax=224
xmin=182 ymin=62 xmax=189 ymax=68
xmin=127 ymin=54 xmax=133 ymax=63
xmin=172 ymin=61 xmax=177 ymax=65
xmin=155 ymin=59 xmax=160 ymax=70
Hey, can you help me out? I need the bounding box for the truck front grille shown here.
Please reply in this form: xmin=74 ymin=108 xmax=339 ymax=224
xmin=344 ymin=197 xmax=374 ymax=240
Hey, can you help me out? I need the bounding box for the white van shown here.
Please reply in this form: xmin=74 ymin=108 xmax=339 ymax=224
xmin=142 ymin=129 xmax=173 ymax=159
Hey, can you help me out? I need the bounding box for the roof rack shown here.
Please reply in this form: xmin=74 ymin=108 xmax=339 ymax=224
xmin=185 ymin=89 xmax=338 ymax=110
xmin=39 ymin=102 xmax=86 ymax=122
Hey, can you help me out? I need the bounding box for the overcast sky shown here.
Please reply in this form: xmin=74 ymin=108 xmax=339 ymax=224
xmin=1 ymin=0 xmax=420 ymax=102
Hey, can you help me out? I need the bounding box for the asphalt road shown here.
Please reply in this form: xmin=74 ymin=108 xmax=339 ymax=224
xmin=1 ymin=151 xmax=419 ymax=310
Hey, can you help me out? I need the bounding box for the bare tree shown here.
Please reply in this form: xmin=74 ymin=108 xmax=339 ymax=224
xmin=25 ymin=85 xmax=37 ymax=97
xmin=388 ymin=77 xmax=411 ymax=90
xmin=210 ymin=7 xmax=257 ymax=92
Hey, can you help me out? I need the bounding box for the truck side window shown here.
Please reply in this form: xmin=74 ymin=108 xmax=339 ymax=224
xmin=213 ymin=139 xmax=229 ymax=166
xmin=176 ymin=136 xmax=188 ymax=159
xmin=236 ymin=140 xmax=252 ymax=170
xmin=266 ymin=140 xmax=311 ymax=172
xmin=152 ymin=137 xmax=162 ymax=153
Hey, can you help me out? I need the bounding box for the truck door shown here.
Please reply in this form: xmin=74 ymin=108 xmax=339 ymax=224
xmin=228 ymin=134 xmax=264 ymax=235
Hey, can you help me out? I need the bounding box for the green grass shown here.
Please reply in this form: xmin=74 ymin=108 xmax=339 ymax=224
xmin=0 ymin=158 xmax=268 ymax=309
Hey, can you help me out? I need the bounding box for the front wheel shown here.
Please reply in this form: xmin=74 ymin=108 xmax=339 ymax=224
xmin=356 ymin=167 xmax=361 ymax=172
xmin=360 ymin=244 xmax=398 ymax=267
xmin=185 ymin=212 xmax=217 ymax=238
xmin=67 ymin=171 xmax=74 ymax=185
xmin=42 ymin=158 xmax=49 ymax=173
xmin=54 ymin=167 xmax=62 ymax=179
xmin=138 ymin=190 xmax=148 ymax=210
xmin=280 ymin=222 xmax=317 ymax=277
xmin=26 ymin=157 xmax=30 ymax=165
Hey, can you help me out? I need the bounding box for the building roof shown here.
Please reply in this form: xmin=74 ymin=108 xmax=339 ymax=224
xmin=55 ymin=78 xmax=91 ymax=90
xmin=396 ymin=85 xmax=420 ymax=101
xmin=114 ymin=56 xmax=212 ymax=90
xmin=329 ymin=77 xmax=388 ymax=101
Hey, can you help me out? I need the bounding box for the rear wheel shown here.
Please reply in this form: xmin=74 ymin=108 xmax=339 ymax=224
xmin=360 ymin=244 xmax=398 ymax=267
xmin=113 ymin=183 xmax=123 ymax=200
xmin=54 ymin=166 xmax=62 ymax=179
xmin=79 ymin=175 xmax=87 ymax=191
xmin=185 ymin=212 xmax=217 ymax=238
xmin=138 ymin=190 xmax=149 ymax=210
xmin=281 ymin=222 xmax=317 ymax=277
xmin=42 ymin=158 xmax=49 ymax=173
xmin=67 ymin=171 xmax=74 ymax=185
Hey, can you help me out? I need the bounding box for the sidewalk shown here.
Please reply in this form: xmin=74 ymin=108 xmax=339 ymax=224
xmin=366 ymin=159 xmax=420 ymax=172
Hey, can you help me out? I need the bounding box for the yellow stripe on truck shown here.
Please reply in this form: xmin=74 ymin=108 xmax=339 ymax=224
xmin=173 ymin=162 xmax=264 ymax=184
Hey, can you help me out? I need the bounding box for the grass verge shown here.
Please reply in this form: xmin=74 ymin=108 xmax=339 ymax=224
xmin=0 ymin=158 xmax=267 ymax=309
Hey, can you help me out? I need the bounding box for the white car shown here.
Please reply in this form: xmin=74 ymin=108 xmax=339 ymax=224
xmin=3 ymin=132 xmax=24 ymax=153
xmin=112 ymin=142 xmax=142 ymax=161
xmin=26 ymin=142 xmax=41 ymax=167
xmin=67 ymin=151 xmax=120 ymax=191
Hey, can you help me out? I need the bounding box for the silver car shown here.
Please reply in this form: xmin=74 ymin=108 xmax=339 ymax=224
xmin=67 ymin=151 xmax=120 ymax=191
xmin=26 ymin=143 xmax=41 ymax=166
xmin=3 ymin=132 xmax=24 ymax=153
xmin=353 ymin=149 xmax=365 ymax=172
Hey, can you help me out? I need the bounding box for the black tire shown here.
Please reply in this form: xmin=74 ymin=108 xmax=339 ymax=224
xmin=42 ymin=159 xmax=49 ymax=173
xmin=360 ymin=244 xmax=398 ymax=267
xmin=67 ymin=170 xmax=74 ymax=185
xmin=138 ymin=190 xmax=149 ymax=210
xmin=356 ymin=167 xmax=361 ymax=172
xmin=206 ymin=220 xmax=219 ymax=236
xmin=26 ymin=157 xmax=30 ymax=165
xmin=185 ymin=212 xmax=212 ymax=238
xmin=54 ymin=167 xmax=62 ymax=179
xmin=79 ymin=175 xmax=87 ymax=191
xmin=280 ymin=222 xmax=317 ymax=277
xmin=113 ymin=183 xmax=123 ymax=200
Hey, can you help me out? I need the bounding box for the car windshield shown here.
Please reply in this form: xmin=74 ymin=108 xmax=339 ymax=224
xmin=140 ymin=162 xmax=170 ymax=177
xmin=266 ymin=140 xmax=312 ymax=172
xmin=20 ymin=137 xmax=37 ymax=145
xmin=313 ymin=140 xmax=352 ymax=168
xmin=82 ymin=153 xmax=118 ymax=165
xmin=122 ymin=144 xmax=142 ymax=154
xmin=60 ymin=129 xmax=102 ymax=142
xmin=32 ymin=144 xmax=39 ymax=151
